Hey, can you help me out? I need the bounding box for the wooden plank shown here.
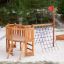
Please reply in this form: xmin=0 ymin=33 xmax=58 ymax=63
xmin=32 ymin=23 xmax=53 ymax=27
xmin=56 ymin=35 xmax=64 ymax=40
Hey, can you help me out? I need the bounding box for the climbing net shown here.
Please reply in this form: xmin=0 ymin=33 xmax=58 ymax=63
xmin=34 ymin=24 xmax=54 ymax=51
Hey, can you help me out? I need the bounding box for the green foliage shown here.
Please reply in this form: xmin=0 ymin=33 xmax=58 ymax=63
xmin=0 ymin=0 xmax=59 ymax=25
xmin=57 ymin=0 xmax=64 ymax=14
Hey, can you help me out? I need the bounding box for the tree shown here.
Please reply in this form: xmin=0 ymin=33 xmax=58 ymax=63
xmin=0 ymin=0 xmax=59 ymax=25
xmin=57 ymin=0 xmax=64 ymax=14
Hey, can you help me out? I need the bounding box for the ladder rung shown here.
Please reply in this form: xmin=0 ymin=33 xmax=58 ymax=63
xmin=27 ymin=43 xmax=32 ymax=46
xmin=27 ymin=48 xmax=32 ymax=50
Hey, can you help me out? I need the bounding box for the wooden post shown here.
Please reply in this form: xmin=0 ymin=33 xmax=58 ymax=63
xmin=48 ymin=5 xmax=55 ymax=47
xmin=53 ymin=11 xmax=55 ymax=47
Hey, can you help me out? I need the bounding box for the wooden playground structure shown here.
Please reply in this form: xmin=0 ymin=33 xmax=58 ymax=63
xmin=6 ymin=23 xmax=54 ymax=58
xmin=6 ymin=24 xmax=34 ymax=58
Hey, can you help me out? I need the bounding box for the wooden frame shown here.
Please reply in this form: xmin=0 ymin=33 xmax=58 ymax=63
xmin=6 ymin=24 xmax=25 ymax=58
xmin=32 ymin=23 xmax=54 ymax=47
xmin=6 ymin=24 xmax=34 ymax=58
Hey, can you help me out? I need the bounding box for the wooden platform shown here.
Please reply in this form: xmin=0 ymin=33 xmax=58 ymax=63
xmin=56 ymin=35 xmax=64 ymax=40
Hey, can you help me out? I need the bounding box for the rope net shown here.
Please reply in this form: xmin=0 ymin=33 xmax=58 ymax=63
xmin=34 ymin=25 xmax=54 ymax=51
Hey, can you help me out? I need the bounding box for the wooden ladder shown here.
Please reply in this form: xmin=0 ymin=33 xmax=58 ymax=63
xmin=25 ymin=27 xmax=34 ymax=56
